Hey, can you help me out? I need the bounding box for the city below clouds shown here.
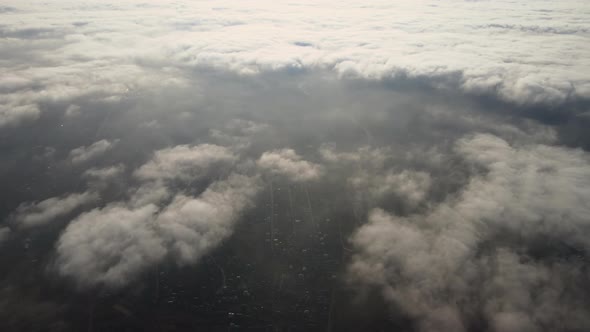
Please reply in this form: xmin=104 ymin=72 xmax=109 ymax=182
xmin=0 ymin=1 xmax=589 ymax=331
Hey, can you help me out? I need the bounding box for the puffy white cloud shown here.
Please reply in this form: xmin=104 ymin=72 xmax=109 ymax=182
xmin=55 ymin=138 xmax=260 ymax=288
xmin=83 ymin=164 xmax=125 ymax=181
xmin=134 ymin=144 xmax=236 ymax=182
xmin=454 ymin=134 xmax=590 ymax=243
xmin=0 ymin=76 xmax=40 ymax=128
xmin=348 ymin=134 xmax=590 ymax=331
xmin=129 ymin=182 xmax=171 ymax=207
xmin=69 ymin=139 xmax=118 ymax=164
xmin=257 ymin=149 xmax=322 ymax=182
xmin=130 ymin=144 xmax=237 ymax=207
xmin=350 ymin=170 xmax=431 ymax=209
xmin=156 ymin=174 xmax=260 ymax=265
xmin=0 ymin=103 xmax=39 ymax=127
xmin=11 ymin=192 xmax=99 ymax=228
xmin=55 ymin=173 xmax=259 ymax=288
xmin=56 ymin=204 xmax=165 ymax=288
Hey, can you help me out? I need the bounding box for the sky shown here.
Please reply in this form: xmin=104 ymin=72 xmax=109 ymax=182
xmin=1 ymin=1 xmax=590 ymax=331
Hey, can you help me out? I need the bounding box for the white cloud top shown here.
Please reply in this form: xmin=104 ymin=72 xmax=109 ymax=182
xmin=134 ymin=144 xmax=236 ymax=182
xmin=69 ymin=139 xmax=118 ymax=164
xmin=257 ymin=149 xmax=322 ymax=182
xmin=55 ymin=141 xmax=259 ymax=288
xmin=12 ymin=192 xmax=99 ymax=228
xmin=349 ymin=134 xmax=590 ymax=331
xmin=56 ymin=204 xmax=166 ymax=288
xmin=1 ymin=0 xmax=587 ymax=112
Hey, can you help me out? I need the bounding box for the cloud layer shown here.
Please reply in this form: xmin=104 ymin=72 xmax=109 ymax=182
xmin=1 ymin=0 xmax=588 ymax=129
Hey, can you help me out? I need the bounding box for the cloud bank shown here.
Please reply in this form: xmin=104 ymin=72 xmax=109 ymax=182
xmin=0 ymin=0 xmax=588 ymax=130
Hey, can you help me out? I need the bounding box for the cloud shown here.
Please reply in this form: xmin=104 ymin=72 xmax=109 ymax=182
xmin=0 ymin=0 xmax=585 ymax=134
xmin=69 ymin=139 xmax=118 ymax=164
xmin=56 ymin=204 xmax=165 ymax=288
xmin=257 ymin=148 xmax=322 ymax=182
xmin=55 ymin=173 xmax=259 ymax=288
xmin=0 ymin=103 xmax=40 ymax=127
xmin=54 ymin=137 xmax=260 ymax=288
xmin=156 ymin=174 xmax=260 ymax=265
xmin=350 ymin=170 xmax=432 ymax=209
xmin=83 ymin=164 xmax=125 ymax=181
xmin=348 ymin=134 xmax=590 ymax=331
xmin=11 ymin=192 xmax=99 ymax=228
xmin=320 ymin=145 xmax=436 ymax=212
xmin=134 ymin=144 xmax=236 ymax=183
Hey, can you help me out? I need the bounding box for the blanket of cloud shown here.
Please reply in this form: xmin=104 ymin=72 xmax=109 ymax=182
xmin=1 ymin=0 xmax=590 ymax=331
xmin=1 ymin=0 xmax=590 ymax=130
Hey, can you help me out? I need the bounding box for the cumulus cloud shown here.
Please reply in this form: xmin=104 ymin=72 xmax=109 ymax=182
xmin=56 ymin=204 xmax=165 ymax=288
xmin=0 ymin=103 xmax=40 ymax=127
xmin=350 ymin=170 xmax=432 ymax=209
xmin=56 ymin=173 xmax=259 ymax=288
xmin=257 ymin=149 xmax=322 ymax=182
xmin=69 ymin=139 xmax=118 ymax=164
xmin=134 ymin=144 xmax=236 ymax=182
xmin=129 ymin=143 xmax=238 ymax=207
xmin=11 ymin=192 xmax=99 ymax=228
xmin=156 ymin=174 xmax=260 ymax=265
xmin=83 ymin=164 xmax=125 ymax=181
xmin=348 ymin=134 xmax=590 ymax=331
xmin=320 ymin=145 xmax=436 ymax=211
xmin=55 ymin=138 xmax=260 ymax=289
